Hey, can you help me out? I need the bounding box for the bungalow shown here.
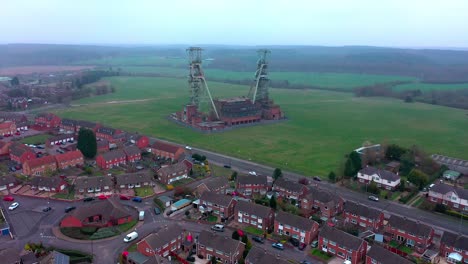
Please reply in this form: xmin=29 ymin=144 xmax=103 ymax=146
xmin=199 ymin=192 xmax=236 ymax=220
xmin=55 ymin=150 xmax=84 ymax=169
xmin=46 ymin=134 xmax=75 ymax=147
xmin=95 ymin=126 xmax=125 ymax=143
xmin=35 ymin=113 xmax=61 ymax=128
xmin=274 ymin=211 xmax=319 ymax=244
xmin=123 ymin=145 xmax=141 ymax=163
xmin=196 ymin=230 xmax=245 ymax=264
xmin=194 ymin=177 xmax=230 ymax=196
xmin=0 ymin=141 xmax=12 ymax=157
xmin=96 ymin=149 xmax=127 ymax=169
xmin=97 ymin=139 xmax=110 ymax=153
xmin=9 ymin=142 xmax=36 ymax=164
xmin=235 ymin=200 xmax=274 ymax=232
xmin=0 ymin=175 xmax=18 ymax=191
xmin=343 ymin=201 xmax=384 ymax=231
xmin=126 ymin=134 xmax=150 ymax=149
xmin=319 ymin=226 xmax=367 ymax=264
xmin=273 ymin=178 xmax=308 ymax=201
xmin=74 ymin=176 xmax=114 ymax=194
xmin=115 ymin=173 xmax=154 ymax=189
xmin=440 ymin=232 xmax=468 ymax=264
xmin=22 ymin=155 xmax=58 ymax=176
xmin=60 ymin=197 xmax=135 ymax=228
xmin=384 ymin=215 xmax=434 ymax=254
xmin=236 ymin=175 xmax=269 ymax=197
xmin=150 ymin=141 xmax=184 ymax=161
xmin=366 ymin=245 xmax=413 ymax=264
xmin=245 ymin=247 xmax=290 ymax=264
xmin=29 ymin=176 xmax=67 ymax=193
xmin=357 ymin=166 xmax=401 ymax=190
xmin=300 ymin=187 xmax=344 ymax=219
xmin=157 ymin=162 xmax=189 ymax=185
xmin=428 ymin=183 xmax=468 ymax=212
xmin=0 ymin=121 xmax=16 ymax=136
xmin=136 ymin=224 xmax=185 ymax=258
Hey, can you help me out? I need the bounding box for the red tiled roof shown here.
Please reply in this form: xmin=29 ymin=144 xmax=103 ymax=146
xmin=151 ymin=141 xmax=182 ymax=154
xmin=0 ymin=121 xmax=15 ymax=129
xmin=26 ymin=155 xmax=56 ymax=169
xmin=55 ymin=150 xmax=83 ymax=163
xmin=10 ymin=142 xmax=33 ymax=157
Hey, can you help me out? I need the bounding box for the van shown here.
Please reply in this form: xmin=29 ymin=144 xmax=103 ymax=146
xmin=429 ymin=183 xmax=435 ymax=189
xmin=139 ymin=211 xmax=145 ymax=221
xmin=123 ymin=231 xmax=138 ymax=242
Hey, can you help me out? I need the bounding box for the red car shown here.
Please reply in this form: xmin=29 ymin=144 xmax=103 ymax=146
xmin=4 ymin=134 xmax=11 ymax=137
xmin=3 ymin=195 xmax=14 ymax=201
xmin=15 ymin=132 xmax=20 ymax=136
xmin=119 ymin=194 xmax=130 ymax=200
xmin=98 ymin=194 xmax=109 ymax=200
xmin=327 ymin=221 xmax=335 ymax=227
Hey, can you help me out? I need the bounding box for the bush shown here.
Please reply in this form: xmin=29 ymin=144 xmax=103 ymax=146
xmin=399 ymin=191 xmax=417 ymax=204
xmin=153 ymin=197 xmax=165 ymax=209
xmin=166 ymin=184 xmax=174 ymax=191
xmin=445 ymin=210 xmax=468 ymax=220
xmin=434 ymin=204 xmax=447 ymax=213
xmin=80 ymin=226 xmax=97 ymax=235
xmin=89 ymin=227 xmax=118 ymax=240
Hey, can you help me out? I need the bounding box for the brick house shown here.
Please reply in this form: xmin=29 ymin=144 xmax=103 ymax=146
xmin=123 ymin=145 xmax=141 ymax=163
xmin=96 ymin=149 xmax=127 ymax=169
xmin=0 ymin=113 xmax=28 ymax=131
xmin=343 ymin=201 xmax=384 ymax=231
xmin=60 ymin=118 xmax=78 ymax=133
xmin=428 ymin=183 xmax=468 ymax=212
xmin=116 ymin=173 xmax=154 ymax=189
xmin=97 ymin=139 xmax=110 ymax=153
xmin=35 ymin=113 xmax=61 ymax=128
xmin=357 ymin=166 xmax=401 ymax=190
xmin=235 ymin=200 xmax=274 ymax=232
xmin=74 ymin=176 xmax=114 ymax=194
xmin=29 ymin=176 xmax=67 ymax=193
xmin=61 ymin=119 xmax=101 ymax=134
xmin=196 ymin=230 xmax=245 ymax=264
xmin=22 ymin=155 xmax=58 ymax=176
xmin=194 ymin=177 xmax=229 ymax=196
xmin=55 ymin=150 xmax=84 ymax=169
xmin=366 ymin=245 xmax=413 ymax=264
xmin=136 ymin=224 xmax=185 ymax=258
xmin=125 ymin=252 xmax=170 ymax=264
xmin=95 ymin=126 xmax=125 ymax=143
xmin=199 ymin=192 xmax=236 ymax=220
xmin=0 ymin=121 xmax=16 ymax=136
xmin=0 ymin=141 xmax=12 ymax=157
xmin=60 ymin=198 xmax=135 ymax=228
xmin=319 ymin=226 xmax=367 ymax=264
xmin=236 ymin=175 xmax=269 ymax=197
xmin=0 ymin=175 xmax=18 ymax=191
xmin=440 ymin=232 xmax=468 ymax=264
xmin=46 ymin=134 xmax=75 ymax=147
xmin=273 ymin=178 xmax=308 ymax=201
xmin=384 ymin=215 xmax=434 ymax=254
xmin=9 ymin=142 xmax=36 ymax=164
xmin=157 ymin=162 xmax=189 ymax=185
xmin=150 ymin=141 xmax=184 ymax=161
xmin=300 ymin=187 xmax=344 ymax=218
xmin=127 ymin=134 xmax=150 ymax=149
xmin=274 ymin=211 xmax=319 ymax=244
xmin=245 ymin=247 xmax=290 ymax=264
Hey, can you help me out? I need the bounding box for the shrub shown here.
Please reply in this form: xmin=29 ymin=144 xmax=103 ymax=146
xmin=434 ymin=204 xmax=447 ymax=213
xmin=89 ymin=227 xmax=118 ymax=240
xmin=166 ymin=184 xmax=174 ymax=191
xmin=445 ymin=210 xmax=468 ymax=220
xmin=80 ymin=226 xmax=97 ymax=235
xmin=153 ymin=197 xmax=165 ymax=209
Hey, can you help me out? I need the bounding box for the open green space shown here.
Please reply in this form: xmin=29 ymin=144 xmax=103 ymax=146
xmin=393 ymin=82 xmax=468 ymax=91
xmin=54 ymin=76 xmax=468 ymax=176
xmin=134 ymin=186 xmax=154 ymax=197
xmin=207 ymin=215 xmax=217 ymax=223
xmin=20 ymin=134 xmax=51 ymax=144
xmin=75 ymin=56 xmax=186 ymax=67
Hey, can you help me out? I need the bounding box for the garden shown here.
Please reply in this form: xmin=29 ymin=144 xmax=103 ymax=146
xmin=60 ymin=220 xmax=137 ymax=240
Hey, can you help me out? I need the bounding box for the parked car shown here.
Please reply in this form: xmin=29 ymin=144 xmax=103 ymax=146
xmin=136 ymin=165 xmax=144 ymax=170
xmin=15 ymin=165 xmax=21 ymax=170
xmin=252 ymin=236 xmax=264 ymax=243
xmin=123 ymin=231 xmax=139 ymax=243
xmin=298 ymin=243 xmax=306 ymax=251
xmin=313 ymin=176 xmax=322 ymax=182
xmin=65 ymin=206 xmax=76 ymax=213
xmin=9 ymin=167 xmax=16 ymax=172
xmin=3 ymin=195 xmax=14 ymax=201
xmin=223 ymin=164 xmax=231 ymax=169
xmin=98 ymin=194 xmax=108 ymax=200
xmin=119 ymin=194 xmax=130 ymax=200
xmin=248 ymin=171 xmax=257 ymax=176
xmin=42 ymin=206 xmax=52 ymax=212
xmin=83 ymin=197 xmax=95 ymax=202
xmin=211 ymin=224 xmax=225 ymax=232
xmin=290 ymin=237 xmax=300 ymax=247
xmin=132 ymin=197 xmax=143 ymax=203
xmin=8 ymin=202 xmax=19 ymax=210
xmin=311 ymin=240 xmax=318 ymax=248
xmin=154 ymin=207 xmax=161 ymax=215
xmin=368 ymin=195 xmax=379 ymax=202
xmin=185 ymin=145 xmax=192 ymax=150
xmin=15 ymin=131 xmax=20 ymax=136
xmin=272 ymin=243 xmax=284 ymax=250
xmin=300 ymin=261 xmax=312 ymax=264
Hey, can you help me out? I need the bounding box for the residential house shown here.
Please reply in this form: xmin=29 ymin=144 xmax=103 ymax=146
xmin=40 ymin=250 xmax=70 ymax=264
xmin=125 ymin=252 xmax=170 ymax=264
xmin=274 ymin=211 xmax=319 ymax=244
xmin=60 ymin=197 xmax=135 ymax=228
xmin=8 ymin=97 xmax=28 ymax=110
xmin=116 ymin=173 xmax=154 ymax=189
xmin=0 ymin=175 xmax=18 ymax=191
xmin=199 ymin=192 xmax=236 ymax=220
xmin=236 ymin=175 xmax=269 ymax=197
xmin=123 ymin=145 xmax=141 ymax=163
xmin=74 ymin=176 xmax=114 ymax=194
xmin=357 ymin=166 xmax=401 ymax=190
xmin=245 ymin=247 xmax=290 ymax=264
xmin=96 ymin=149 xmax=127 ymax=169
xmin=428 ymin=183 xmax=468 ymax=211
xmin=150 ymin=141 xmax=184 ymax=161
xmin=22 ymin=155 xmax=58 ymax=176
xmin=0 ymin=112 xmax=28 ymax=130
xmin=196 ymin=230 xmax=245 ymax=264
xmin=300 ymin=187 xmax=344 ymax=219
xmin=97 ymin=139 xmax=110 ymax=153
xmin=319 ymin=226 xmax=367 ymax=264
xmin=29 ymin=176 xmax=67 ymax=193
xmin=137 ymin=224 xmax=185 ymax=258
xmin=273 ymin=178 xmax=308 ymax=201
xmin=0 ymin=141 xmax=12 ymax=157
xmin=95 ymin=126 xmax=125 ymax=143
xmin=0 ymin=121 xmax=16 ymax=136
xmin=35 ymin=113 xmax=61 ymax=128
xmin=194 ymin=176 xmax=230 ymax=196
xmin=55 ymin=150 xmax=84 ymax=169
xmin=366 ymin=245 xmax=413 ymax=264
xmin=440 ymin=232 xmax=468 ymax=264
xmin=385 ymin=161 xmax=401 ymax=173
xmin=235 ymin=200 xmax=274 ymax=232
xmin=384 ymin=215 xmax=434 ymax=254
xmin=157 ymin=162 xmax=189 ymax=185
xmin=60 ymin=118 xmax=78 ymax=133
xmin=343 ymin=201 xmax=384 ymax=231
xmin=127 ymin=134 xmax=150 ymax=149
xmin=46 ymin=134 xmax=75 ymax=147
xmin=9 ymin=142 xmax=36 ymax=164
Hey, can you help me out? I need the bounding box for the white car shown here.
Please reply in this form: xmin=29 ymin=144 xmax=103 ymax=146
xmin=185 ymin=145 xmax=192 ymax=150
xmin=248 ymin=171 xmax=257 ymax=176
xmin=9 ymin=202 xmax=19 ymax=210
xmin=123 ymin=231 xmax=138 ymax=242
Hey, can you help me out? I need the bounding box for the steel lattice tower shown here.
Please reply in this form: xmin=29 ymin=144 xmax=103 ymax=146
xmin=249 ymin=49 xmax=271 ymax=105
xmin=187 ymin=47 xmax=219 ymax=119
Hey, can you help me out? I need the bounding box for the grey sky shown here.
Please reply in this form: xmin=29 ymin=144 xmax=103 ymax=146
xmin=1 ymin=0 xmax=467 ymax=47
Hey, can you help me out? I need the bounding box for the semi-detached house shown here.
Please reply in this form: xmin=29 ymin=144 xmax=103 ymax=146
xmin=439 ymin=232 xmax=468 ymax=264
xmin=196 ymin=230 xmax=245 ymax=264
xmin=235 ymin=200 xmax=274 ymax=232
xmin=384 ymin=215 xmax=434 ymax=254
xmin=274 ymin=211 xmax=319 ymax=244
xmin=319 ymin=226 xmax=367 ymax=264
xmin=343 ymin=201 xmax=384 ymax=231
xmin=236 ymin=175 xmax=269 ymax=197
xmin=199 ymin=192 xmax=236 ymax=220
xmin=137 ymin=224 xmax=185 ymax=258
xmin=74 ymin=176 xmax=114 ymax=194
xmin=428 ymin=183 xmax=468 ymax=212
xmin=357 ymin=166 xmax=401 ymax=190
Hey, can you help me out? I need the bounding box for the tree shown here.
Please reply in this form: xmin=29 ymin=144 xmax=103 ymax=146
xmin=400 ymin=152 xmax=415 ymax=176
xmin=344 ymin=158 xmax=356 ymax=178
xmin=10 ymin=76 xmax=19 ymax=86
xmin=273 ymin=168 xmax=282 ymax=181
xmin=349 ymin=151 xmax=362 ymax=172
xmin=298 ymin=178 xmax=309 ymax=185
xmin=77 ymin=128 xmax=97 ymax=158
xmin=404 ymin=95 xmax=414 ymax=103
xmin=385 ymin=144 xmax=407 ymax=161
xmin=269 ymin=196 xmax=277 ymax=210
xmin=435 ymin=203 xmax=447 ymax=213
xmin=328 ymin=171 xmax=336 ymax=182
xmin=232 ymin=231 xmax=240 ymax=240
xmin=367 ymin=181 xmax=380 ymax=195
xmin=210 ymin=256 xmax=216 ymax=264
xmin=230 ymin=171 xmax=238 ymax=181
xmin=398 ymin=179 xmax=406 ymax=192
xmin=407 ymin=169 xmax=429 ymax=190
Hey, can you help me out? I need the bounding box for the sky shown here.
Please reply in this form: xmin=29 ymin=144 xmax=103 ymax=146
xmin=1 ymin=0 xmax=468 ymax=47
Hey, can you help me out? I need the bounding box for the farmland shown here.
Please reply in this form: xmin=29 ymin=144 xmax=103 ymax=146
xmin=393 ymin=82 xmax=468 ymax=91
xmin=54 ymin=76 xmax=468 ymax=176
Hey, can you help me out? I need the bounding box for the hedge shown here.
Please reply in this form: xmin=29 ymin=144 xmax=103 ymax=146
xmin=153 ymin=197 xmax=165 ymax=209
xmin=399 ymin=191 xmax=418 ymax=204
xmin=445 ymin=210 xmax=468 ymax=220
xmin=89 ymin=227 xmax=118 ymax=240
xmin=80 ymin=226 xmax=97 ymax=235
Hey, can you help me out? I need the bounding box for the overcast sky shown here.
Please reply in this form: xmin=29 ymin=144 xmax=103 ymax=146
xmin=1 ymin=0 xmax=467 ymax=47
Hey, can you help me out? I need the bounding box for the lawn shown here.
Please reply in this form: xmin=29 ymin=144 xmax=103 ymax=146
xmin=54 ymin=76 xmax=468 ymax=176
xmin=210 ymin=164 xmax=233 ymax=177
xmin=411 ymin=196 xmax=425 ymax=207
xmin=172 ymin=178 xmax=194 ymax=187
xmin=244 ymin=226 xmax=264 ymax=235
xmin=118 ymin=220 xmax=138 ymax=233
xmin=393 ymin=82 xmax=468 ymax=91
xmin=20 ymin=134 xmax=51 ymax=144
xmin=52 ymin=190 xmax=75 ymax=200
xmin=134 ymin=186 xmax=154 ymax=197
xmin=207 ymin=215 xmax=217 ymax=223
xmin=390 ymin=191 xmax=401 ymax=201
xmin=310 ymin=249 xmax=333 ymax=261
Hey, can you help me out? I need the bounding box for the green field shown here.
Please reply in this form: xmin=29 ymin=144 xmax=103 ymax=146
xmin=393 ymin=82 xmax=468 ymax=91
xmin=54 ymin=76 xmax=468 ymax=176
xmin=76 ymin=56 xmax=186 ymax=67
xmin=20 ymin=134 xmax=51 ymax=144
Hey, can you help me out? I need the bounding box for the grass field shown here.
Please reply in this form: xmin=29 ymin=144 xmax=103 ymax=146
xmin=54 ymin=76 xmax=468 ymax=176
xmin=75 ymin=56 xmax=186 ymax=67
xmin=393 ymin=82 xmax=468 ymax=91
xmin=20 ymin=134 xmax=51 ymax=144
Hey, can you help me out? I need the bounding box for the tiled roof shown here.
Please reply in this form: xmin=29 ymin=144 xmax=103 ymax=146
xmin=0 ymin=248 xmax=21 ymax=264
xmin=97 ymin=126 xmax=117 ymax=135
xmin=367 ymin=245 xmax=413 ymax=264
xmin=273 ymin=178 xmax=305 ymax=193
xmin=387 ymin=215 xmax=432 ymax=238
xmin=139 ymin=224 xmax=184 ymax=250
xmin=123 ymin=145 xmax=141 ymax=156
xmin=202 ymin=177 xmax=229 ymax=191
xmin=29 ymin=176 xmax=65 ymax=188
xmin=344 ymin=201 xmax=382 ymax=220
xmin=319 ymin=226 xmax=364 ymax=251
xmin=430 ymin=183 xmax=468 ymax=200
xmin=75 ymin=120 xmax=98 ymax=129
xmin=237 ymin=175 xmax=268 ymax=186
xmin=61 ymin=118 xmax=77 ymax=126
xmin=440 ymin=232 xmax=468 ymax=251
xmin=0 ymin=121 xmax=15 ymax=129
xmin=158 ymin=162 xmax=188 ymax=175
xmin=55 ymin=150 xmax=83 ymax=163
xmin=200 ymin=192 xmax=233 ymax=207
xmin=198 ymin=230 xmax=243 ymax=255
xmin=115 ymin=173 xmax=153 ymax=185
xmin=36 ymin=112 xmax=58 ymax=120
xmin=99 ymin=149 xmax=126 ymax=161
xmin=69 ymin=197 xmax=134 ymax=221
xmin=236 ymin=200 xmax=272 ymax=218
xmin=276 ymin=211 xmax=317 ymax=231
xmin=151 ymin=141 xmax=182 ymax=154
xmin=359 ymin=166 xmax=400 ymax=182
xmin=74 ymin=176 xmax=113 ymax=190
xmin=25 ymin=155 xmax=56 ymax=169
xmin=245 ymin=246 xmax=290 ymax=264
xmin=97 ymin=139 xmax=109 ymax=148
xmin=306 ymin=187 xmax=340 ymax=203
xmin=9 ymin=142 xmax=33 ymax=156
